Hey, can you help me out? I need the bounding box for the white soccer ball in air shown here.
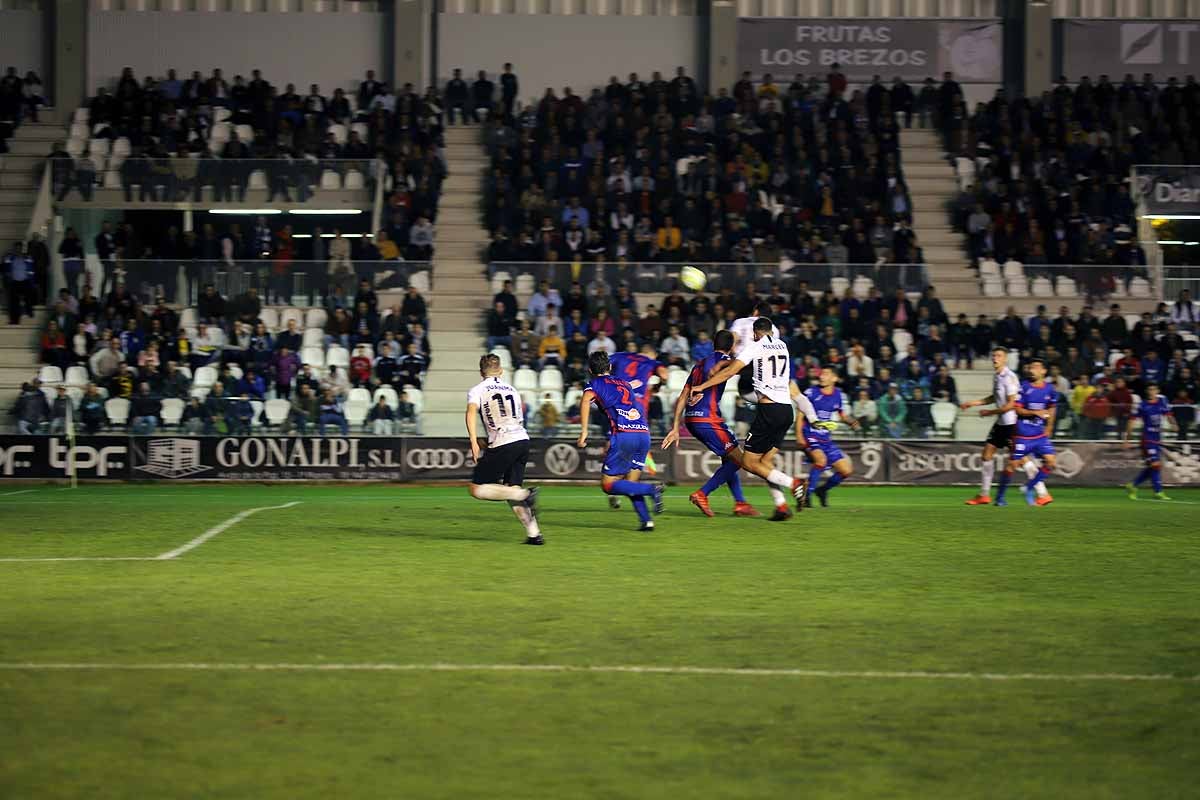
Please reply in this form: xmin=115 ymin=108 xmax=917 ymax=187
xmin=679 ymin=265 xmax=708 ymax=292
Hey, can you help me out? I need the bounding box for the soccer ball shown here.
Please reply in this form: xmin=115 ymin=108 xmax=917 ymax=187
xmin=679 ymin=265 xmax=708 ymax=292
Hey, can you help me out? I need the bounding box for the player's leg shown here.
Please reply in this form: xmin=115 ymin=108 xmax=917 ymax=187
xmin=967 ymin=441 xmax=998 ymax=504
xmin=816 ymin=453 xmax=852 ymax=507
xmin=805 ymin=446 xmax=828 ymax=508
xmin=469 ymin=444 xmax=533 ymax=503
xmin=742 ymin=404 xmax=805 ymax=518
xmin=601 ymin=434 xmax=661 ymax=529
xmin=503 ymin=443 xmax=543 ymax=544
xmin=1026 ymin=445 xmax=1056 ymax=506
xmin=996 ymin=445 xmax=1023 ymax=506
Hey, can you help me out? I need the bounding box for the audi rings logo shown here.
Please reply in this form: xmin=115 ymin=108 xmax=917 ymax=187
xmin=544 ymin=443 xmax=581 ymax=477
xmin=406 ymin=448 xmax=467 ymax=470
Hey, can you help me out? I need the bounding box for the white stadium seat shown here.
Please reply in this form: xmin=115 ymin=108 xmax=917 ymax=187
xmin=104 ymin=398 xmax=131 ymax=426
xmin=301 ymin=347 xmax=325 ymax=367
xmin=258 ymin=307 xmax=279 ymax=331
xmin=1055 ymin=277 xmax=1078 ymax=298
xmin=264 ymin=398 xmax=290 ymax=427
xmin=373 ymin=386 xmax=399 ymax=410
xmin=325 ymin=346 xmax=350 ymax=369
xmin=1130 ymin=278 xmax=1152 ymax=298
xmin=978 ymin=259 xmax=1000 ymax=277
xmin=538 ymin=367 xmax=564 ymax=391
xmin=1031 ymin=277 xmax=1054 ymax=297
xmin=65 ymin=366 xmax=89 ymax=387
xmin=1006 ymin=278 xmax=1029 ymax=297
xmin=513 ymin=367 xmax=538 ymax=392
xmin=193 ymin=366 xmax=218 ymax=388
xmin=302 ymin=328 xmax=325 ymax=349
xmin=304 ymin=308 xmax=328 ymax=329
xmin=982 ymin=277 xmax=1005 ymax=297
xmin=320 ymin=170 xmax=341 ymax=190
xmin=38 ymin=365 xmax=64 ymax=384
xmin=344 ymin=400 xmax=369 ymax=427
xmin=931 ymin=402 xmax=957 ymax=436
xmin=348 ymin=387 xmax=372 ymax=406
xmin=279 ymin=308 xmax=304 ymax=329
xmin=344 ymin=170 xmax=365 ymax=190
xmin=160 ymin=398 xmax=185 ymax=427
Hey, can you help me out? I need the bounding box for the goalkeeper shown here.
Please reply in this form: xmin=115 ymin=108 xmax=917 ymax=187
xmin=794 ymin=366 xmax=859 ymax=508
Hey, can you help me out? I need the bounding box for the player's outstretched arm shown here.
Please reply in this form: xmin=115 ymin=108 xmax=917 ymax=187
xmin=692 ymin=359 xmax=744 ymax=397
xmin=465 ymin=403 xmax=482 ymax=463
xmin=662 ymin=381 xmax=692 ymax=449
xmin=577 ymin=389 xmax=594 ymax=447
xmin=960 ymin=394 xmax=992 ymax=411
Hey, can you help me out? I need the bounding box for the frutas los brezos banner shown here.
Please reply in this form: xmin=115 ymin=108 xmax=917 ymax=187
xmin=1060 ymin=19 xmax=1200 ymax=79
xmin=737 ymin=18 xmax=1003 ymax=84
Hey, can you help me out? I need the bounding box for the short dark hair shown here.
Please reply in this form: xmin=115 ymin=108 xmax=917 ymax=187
xmin=992 ymin=346 xmax=1008 ymax=355
xmin=754 ymin=301 xmax=772 ymax=317
xmin=1028 ymin=357 xmax=1046 ymax=368
xmin=713 ymin=329 xmax=734 ymax=352
xmin=588 ymin=351 xmax=612 ymax=377
xmin=752 ymin=317 xmax=773 ymax=335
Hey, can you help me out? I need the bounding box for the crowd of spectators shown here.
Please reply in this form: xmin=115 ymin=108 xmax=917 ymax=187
xmin=17 ymin=269 xmax=430 ymax=435
xmin=943 ymin=73 xmax=1194 ymax=287
xmin=47 ymin=67 xmax=444 ymax=257
xmin=478 ymin=67 xmax=923 ymax=290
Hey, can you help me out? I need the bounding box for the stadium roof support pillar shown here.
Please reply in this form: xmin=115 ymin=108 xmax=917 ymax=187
xmin=49 ymin=0 xmax=88 ymax=113
xmin=707 ymin=0 xmax=735 ymax=100
xmin=391 ymin=0 xmax=433 ymax=94
xmin=1023 ymin=1 xmax=1052 ymax=98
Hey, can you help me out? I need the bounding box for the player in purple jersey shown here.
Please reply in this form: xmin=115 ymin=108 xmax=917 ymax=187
xmin=578 ymin=351 xmax=664 ymax=531
xmin=995 ymin=358 xmax=1058 ymax=507
xmin=661 ymin=330 xmax=761 ymax=518
xmin=608 ymin=344 xmax=670 ymax=501
xmin=797 ymin=366 xmax=860 ymax=507
xmin=1123 ymin=382 xmax=1175 ymax=501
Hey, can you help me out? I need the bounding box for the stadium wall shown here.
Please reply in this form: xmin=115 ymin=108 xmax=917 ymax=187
xmin=435 ymin=12 xmax=702 ymax=98
xmin=0 ymin=9 xmax=46 ymax=78
xmin=2 ymin=436 xmax=1198 ymax=487
xmin=86 ymin=9 xmax=387 ymax=94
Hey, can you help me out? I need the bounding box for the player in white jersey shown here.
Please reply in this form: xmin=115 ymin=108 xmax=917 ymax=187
xmin=958 ymin=346 xmax=1044 ymax=505
xmin=465 ymin=353 xmax=542 ymax=545
xmin=691 ymin=317 xmax=830 ymax=519
xmin=726 ymin=304 xmax=822 ymax=517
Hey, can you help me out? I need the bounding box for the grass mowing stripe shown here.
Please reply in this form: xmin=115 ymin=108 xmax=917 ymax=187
xmin=1 ymin=662 xmax=1197 ymax=682
xmin=0 ymin=489 xmax=35 ymax=496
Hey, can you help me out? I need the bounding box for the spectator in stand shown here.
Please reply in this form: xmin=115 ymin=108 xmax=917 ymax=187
xmin=660 ymin=324 xmax=689 ymax=367
xmin=272 ymin=346 xmax=301 ymax=398
xmin=408 ymin=216 xmax=435 ymax=260
xmin=283 ymin=383 xmax=318 ymax=435
xmin=397 ymin=342 xmax=429 ymax=389
xmin=318 ymin=388 xmax=348 ymax=436
xmin=907 ymin=386 xmax=934 ymax=437
xmin=878 ymin=384 xmax=907 ymax=438
xmin=11 ymin=382 xmax=48 ymax=434
xmin=350 ymin=344 xmax=373 ymax=387
xmin=3 ymin=241 xmax=36 ymax=325
xmin=852 ymin=388 xmax=878 ymax=434
xmin=535 ymin=393 xmax=559 ymax=438
xmin=538 ymin=326 xmax=566 ymax=368
xmin=79 ymin=384 xmax=105 ymax=434
xmin=130 ymin=382 xmax=162 ymax=435
xmin=181 ymin=396 xmax=213 ymax=435
xmin=90 ymin=338 xmax=124 ymax=380
xmin=368 ymin=395 xmax=395 ymax=435
xmin=400 ymin=286 xmax=427 ymax=327
xmin=588 ymin=329 xmax=616 ymax=356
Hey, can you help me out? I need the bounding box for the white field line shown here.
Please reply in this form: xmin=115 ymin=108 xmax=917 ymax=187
xmin=0 ymin=489 xmax=35 ymax=497
xmin=0 ymin=501 xmax=302 ymax=562
xmin=0 ymin=662 xmax=1195 ymax=682
xmin=153 ymin=501 xmax=302 ymax=560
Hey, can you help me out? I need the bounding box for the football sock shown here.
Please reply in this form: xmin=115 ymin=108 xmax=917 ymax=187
xmin=701 ymin=460 xmax=739 ymax=497
xmin=727 ymin=470 xmax=746 ymax=503
xmin=1025 ymin=468 xmax=1050 ymax=493
xmin=766 ymin=469 xmax=793 ymax=491
xmin=767 ymin=485 xmax=787 ymax=507
xmin=823 ymin=472 xmax=844 ymax=492
xmin=475 ymin=484 xmax=529 ymax=502
xmin=980 ymin=460 xmax=995 ymax=495
xmin=995 ymin=471 xmax=1010 ymax=502
xmin=808 ymin=464 xmax=824 ymax=492
xmin=1022 ymin=460 xmax=1047 ymax=497
xmin=631 ymin=496 xmax=651 ymax=523
xmin=508 ymin=502 xmax=540 ymax=536
xmin=1133 ymin=467 xmax=1152 ymax=487
xmin=1151 ymin=466 xmax=1163 ymax=493
xmin=608 ymin=479 xmax=654 ymax=497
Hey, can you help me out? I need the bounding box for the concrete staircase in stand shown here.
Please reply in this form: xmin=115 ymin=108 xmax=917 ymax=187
xmin=0 ymin=119 xmax=58 ymax=255
xmin=0 ymin=320 xmax=44 ymax=413
xmin=901 ymin=128 xmax=992 ymax=316
xmin=421 ymin=125 xmax=492 ymax=436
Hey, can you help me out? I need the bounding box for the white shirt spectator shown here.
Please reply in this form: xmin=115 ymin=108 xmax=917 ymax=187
xmin=1171 ymin=299 xmax=1198 ymax=329
xmin=846 ymin=352 xmax=875 ymax=378
xmin=409 ymin=219 xmax=435 ymax=248
xmin=606 ymin=170 xmax=632 ymax=194
xmin=660 ymin=332 xmax=690 ymax=363
xmin=370 ymin=91 xmax=396 ymax=113
xmin=587 ymin=332 xmax=616 ymax=356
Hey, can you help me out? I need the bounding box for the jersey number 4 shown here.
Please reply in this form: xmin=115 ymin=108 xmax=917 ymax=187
xmin=491 ymin=392 xmax=518 ymax=418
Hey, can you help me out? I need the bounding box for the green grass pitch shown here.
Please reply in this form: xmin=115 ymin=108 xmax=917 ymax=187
xmin=1 ymin=483 xmax=1198 ymax=799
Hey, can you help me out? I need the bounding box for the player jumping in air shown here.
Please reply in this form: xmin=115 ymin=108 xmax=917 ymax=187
xmin=607 ymin=344 xmax=671 ymax=505
xmin=690 ymin=317 xmax=825 ymax=520
xmin=960 ymin=347 xmax=1045 ymax=504
xmin=996 ymin=358 xmax=1057 ymax=508
xmin=661 ymin=329 xmax=761 ymax=518
xmin=465 ymin=354 xmax=543 ymax=545
xmin=579 ymin=351 xmax=664 ymax=531
xmin=797 ymin=366 xmax=860 ymax=507
xmin=1123 ymin=382 xmax=1174 ymax=501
